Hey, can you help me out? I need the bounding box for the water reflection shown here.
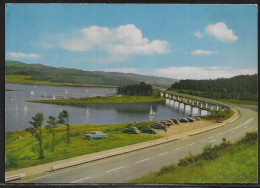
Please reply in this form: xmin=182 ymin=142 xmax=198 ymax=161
xmin=5 ymin=83 xmax=205 ymax=132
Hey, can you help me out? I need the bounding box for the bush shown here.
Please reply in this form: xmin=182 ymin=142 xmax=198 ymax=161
xmin=6 ymin=154 xmax=18 ymax=169
xmin=239 ymin=132 xmax=258 ymax=143
xmin=158 ymin=164 xmax=175 ymax=175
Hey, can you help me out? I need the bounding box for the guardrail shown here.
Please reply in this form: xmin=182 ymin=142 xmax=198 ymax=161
xmin=51 ymin=137 xmax=179 ymax=171
xmin=5 ymin=173 xmax=26 ymax=182
xmin=189 ymin=124 xmax=225 ymax=136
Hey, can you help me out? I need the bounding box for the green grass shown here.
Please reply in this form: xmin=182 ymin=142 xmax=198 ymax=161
xmin=5 ymin=121 xmax=161 ymax=171
xmin=215 ymin=99 xmax=258 ymax=106
xmin=5 ymin=75 xmax=116 ymax=87
xmin=28 ymin=94 xmax=165 ymax=104
xmin=128 ymin=133 xmax=257 ymax=183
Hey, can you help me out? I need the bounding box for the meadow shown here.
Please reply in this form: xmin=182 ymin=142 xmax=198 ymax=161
xmin=5 ymin=121 xmax=161 ymax=171
xmin=128 ymin=132 xmax=258 ymax=183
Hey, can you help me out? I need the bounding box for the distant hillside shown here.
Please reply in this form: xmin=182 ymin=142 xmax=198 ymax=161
xmin=168 ymin=74 xmax=258 ymax=101
xmin=5 ymin=60 xmax=178 ymax=88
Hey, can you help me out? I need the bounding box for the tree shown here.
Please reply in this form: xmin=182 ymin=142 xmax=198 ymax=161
xmin=46 ymin=116 xmax=58 ymax=152
xmin=28 ymin=113 xmax=45 ymax=159
xmin=58 ymin=110 xmax=70 ymax=143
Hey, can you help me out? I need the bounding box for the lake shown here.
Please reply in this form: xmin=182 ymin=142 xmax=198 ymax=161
xmin=5 ymin=83 xmax=208 ymax=132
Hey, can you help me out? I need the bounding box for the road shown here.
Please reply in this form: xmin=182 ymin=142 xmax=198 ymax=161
xmin=20 ymin=105 xmax=257 ymax=183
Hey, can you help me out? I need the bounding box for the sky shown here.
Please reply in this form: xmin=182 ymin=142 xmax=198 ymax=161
xmin=5 ymin=4 xmax=258 ymax=80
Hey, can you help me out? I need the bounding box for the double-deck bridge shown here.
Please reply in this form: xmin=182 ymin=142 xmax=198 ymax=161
xmin=160 ymin=90 xmax=230 ymax=116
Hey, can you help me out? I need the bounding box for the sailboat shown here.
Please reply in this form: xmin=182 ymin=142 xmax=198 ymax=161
xmin=34 ymin=85 xmax=37 ymax=88
xmin=65 ymin=89 xmax=68 ymax=95
xmin=53 ymin=93 xmax=56 ymax=100
xmin=149 ymin=106 xmax=155 ymax=116
xmin=86 ymin=108 xmax=90 ymax=116
xmin=30 ymin=90 xmax=34 ymax=96
xmin=24 ymin=105 xmax=28 ymax=112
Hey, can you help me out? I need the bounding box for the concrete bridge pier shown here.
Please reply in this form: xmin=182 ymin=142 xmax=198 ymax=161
xmin=177 ymin=102 xmax=180 ymax=112
xmin=205 ymin=103 xmax=208 ymax=108
xmin=198 ymin=108 xmax=202 ymax=116
xmin=160 ymin=92 xmax=164 ymax=97
xmin=183 ymin=104 xmax=186 ymax=114
xmin=216 ymin=106 xmax=219 ymax=111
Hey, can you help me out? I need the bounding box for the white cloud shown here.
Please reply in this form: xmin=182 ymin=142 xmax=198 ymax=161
xmin=205 ymin=22 xmax=238 ymax=42
xmin=57 ymin=24 xmax=169 ymax=60
xmin=194 ymin=31 xmax=202 ymax=38
xmin=104 ymin=68 xmax=138 ymax=74
xmin=191 ymin=50 xmax=218 ymax=55
xmin=153 ymin=66 xmax=256 ymax=80
xmin=7 ymin=52 xmax=41 ymax=58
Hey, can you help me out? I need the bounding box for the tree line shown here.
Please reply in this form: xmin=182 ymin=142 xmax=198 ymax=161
xmin=27 ymin=110 xmax=70 ymax=159
xmin=117 ymin=82 xmax=153 ymax=96
xmin=168 ymin=74 xmax=257 ymax=101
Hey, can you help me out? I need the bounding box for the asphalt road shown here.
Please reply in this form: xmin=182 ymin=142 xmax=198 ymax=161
xmin=21 ymin=105 xmax=257 ymax=183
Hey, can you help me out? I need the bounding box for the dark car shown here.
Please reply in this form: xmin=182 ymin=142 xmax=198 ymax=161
xmin=160 ymin=120 xmax=172 ymax=126
xmin=158 ymin=121 xmax=168 ymax=126
xmin=122 ymin=126 xmax=140 ymax=134
xmin=186 ymin=117 xmax=194 ymax=122
xmin=180 ymin=118 xmax=189 ymax=123
xmin=152 ymin=123 xmax=168 ymax=129
xmin=141 ymin=126 xmax=157 ymax=134
xmin=171 ymin=118 xmax=179 ymax=124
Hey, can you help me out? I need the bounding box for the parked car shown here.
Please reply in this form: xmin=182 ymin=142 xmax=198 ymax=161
xmin=171 ymin=118 xmax=179 ymax=124
xmin=85 ymin=131 xmax=108 ymax=140
xmin=122 ymin=126 xmax=140 ymax=134
xmin=161 ymin=120 xmax=172 ymax=126
xmin=141 ymin=126 xmax=157 ymax=134
xmin=158 ymin=121 xmax=168 ymax=126
xmin=187 ymin=117 xmax=195 ymax=122
xmin=166 ymin=120 xmax=175 ymax=125
xmin=180 ymin=118 xmax=189 ymax=123
xmin=152 ymin=123 xmax=168 ymax=129
xmin=194 ymin=117 xmax=201 ymax=121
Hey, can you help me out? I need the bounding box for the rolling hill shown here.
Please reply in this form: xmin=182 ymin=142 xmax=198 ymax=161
xmin=5 ymin=60 xmax=178 ymax=88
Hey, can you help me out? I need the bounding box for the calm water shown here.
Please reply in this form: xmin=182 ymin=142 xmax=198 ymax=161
xmin=5 ymin=83 xmax=208 ymax=132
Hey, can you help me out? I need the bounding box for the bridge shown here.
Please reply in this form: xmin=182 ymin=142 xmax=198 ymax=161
xmin=160 ymin=90 xmax=230 ymax=116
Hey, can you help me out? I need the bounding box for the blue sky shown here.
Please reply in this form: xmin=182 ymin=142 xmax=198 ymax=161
xmin=5 ymin=4 xmax=257 ymax=79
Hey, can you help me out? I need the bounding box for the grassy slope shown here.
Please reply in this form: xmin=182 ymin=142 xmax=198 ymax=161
xmin=28 ymin=94 xmax=165 ymax=104
xmin=128 ymin=138 xmax=257 ymax=183
xmin=5 ymin=75 xmax=115 ymax=87
xmin=5 ymin=60 xmax=178 ymax=88
xmin=5 ymin=121 xmax=161 ymax=171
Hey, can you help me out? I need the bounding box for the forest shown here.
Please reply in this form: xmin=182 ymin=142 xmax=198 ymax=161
xmin=117 ymin=82 xmax=154 ymax=96
xmin=168 ymin=74 xmax=257 ymax=101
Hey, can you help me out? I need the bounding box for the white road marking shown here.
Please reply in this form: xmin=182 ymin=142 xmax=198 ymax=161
xmin=199 ymin=139 xmax=206 ymax=142
xmin=106 ymin=165 xmax=126 ymax=173
xmin=158 ymin=152 xmax=169 ymax=156
xmin=175 ymin=146 xmax=183 ymax=150
xmin=70 ymin=177 xmax=90 ymax=183
xmin=209 ymin=140 xmax=215 ymax=143
xmin=188 ymin=143 xmax=196 ymax=146
xmin=136 ymin=158 xmax=151 ymax=163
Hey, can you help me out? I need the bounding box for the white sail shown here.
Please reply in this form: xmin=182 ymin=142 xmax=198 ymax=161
xmin=30 ymin=90 xmax=34 ymax=96
xmin=66 ymin=89 xmax=68 ymax=94
xmin=24 ymin=105 xmax=28 ymax=111
xmin=86 ymin=108 xmax=89 ymax=116
xmin=53 ymin=93 xmax=56 ymax=99
xmin=149 ymin=106 xmax=155 ymax=116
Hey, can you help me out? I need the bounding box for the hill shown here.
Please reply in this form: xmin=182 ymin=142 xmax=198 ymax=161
xmin=168 ymin=74 xmax=258 ymax=101
xmin=5 ymin=60 xmax=178 ymax=88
